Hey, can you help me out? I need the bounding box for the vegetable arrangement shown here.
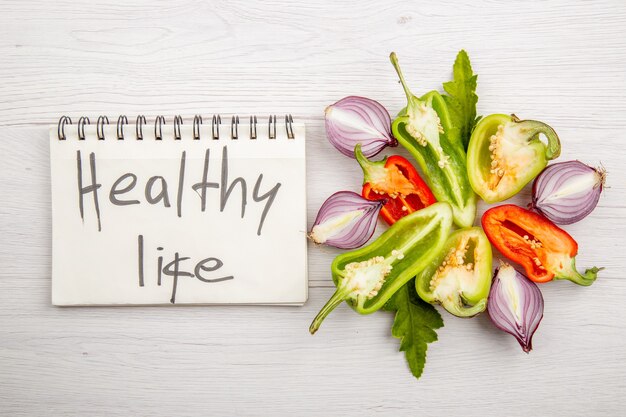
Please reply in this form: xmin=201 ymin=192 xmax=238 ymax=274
xmin=309 ymin=50 xmax=606 ymax=380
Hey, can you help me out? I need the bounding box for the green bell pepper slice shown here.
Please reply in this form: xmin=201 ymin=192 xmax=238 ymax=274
xmin=415 ymin=227 xmax=492 ymax=317
xmin=467 ymin=114 xmax=561 ymax=203
xmin=389 ymin=53 xmax=477 ymax=228
xmin=309 ymin=202 xmax=453 ymax=334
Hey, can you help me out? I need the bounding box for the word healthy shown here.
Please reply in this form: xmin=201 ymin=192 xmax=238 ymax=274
xmin=75 ymin=145 xmax=281 ymax=235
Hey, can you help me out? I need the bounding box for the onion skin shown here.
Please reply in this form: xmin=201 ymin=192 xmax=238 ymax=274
xmin=531 ymin=161 xmax=605 ymax=225
xmin=309 ymin=191 xmax=385 ymax=249
xmin=325 ymin=96 xmax=398 ymax=158
xmin=487 ymin=263 xmax=544 ymax=353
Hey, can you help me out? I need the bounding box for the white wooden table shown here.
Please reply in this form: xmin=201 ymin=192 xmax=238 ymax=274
xmin=1 ymin=1 xmax=625 ymax=415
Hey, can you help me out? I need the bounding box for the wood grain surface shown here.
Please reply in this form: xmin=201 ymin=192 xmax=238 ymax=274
xmin=1 ymin=1 xmax=626 ymax=416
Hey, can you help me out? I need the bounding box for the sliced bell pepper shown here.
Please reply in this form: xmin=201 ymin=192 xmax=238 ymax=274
xmin=467 ymin=114 xmax=561 ymax=203
xmin=354 ymin=143 xmax=436 ymax=225
xmin=482 ymin=204 xmax=602 ymax=286
xmin=389 ymin=53 xmax=477 ymax=228
xmin=415 ymin=227 xmax=492 ymax=317
xmin=309 ymin=202 xmax=453 ymax=334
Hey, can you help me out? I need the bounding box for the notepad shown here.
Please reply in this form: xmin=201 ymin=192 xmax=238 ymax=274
xmin=50 ymin=115 xmax=307 ymax=306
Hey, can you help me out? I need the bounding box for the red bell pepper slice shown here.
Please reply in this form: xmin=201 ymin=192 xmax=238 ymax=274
xmin=355 ymin=144 xmax=436 ymax=225
xmin=482 ymin=204 xmax=601 ymax=286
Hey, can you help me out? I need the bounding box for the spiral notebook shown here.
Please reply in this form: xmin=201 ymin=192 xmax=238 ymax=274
xmin=50 ymin=115 xmax=307 ymax=306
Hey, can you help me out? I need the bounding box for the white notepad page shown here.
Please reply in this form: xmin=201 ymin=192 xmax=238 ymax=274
xmin=50 ymin=121 xmax=307 ymax=305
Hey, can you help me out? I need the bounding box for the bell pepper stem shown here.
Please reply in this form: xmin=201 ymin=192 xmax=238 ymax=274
xmin=516 ymin=117 xmax=562 ymax=160
xmin=309 ymin=286 xmax=351 ymax=334
xmin=556 ymin=258 xmax=603 ymax=286
xmin=543 ymin=127 xmax=561 ymax=160
xmin=354 ymin=143 xmax=384 ymax=183
xmin=389 ymin=52 xmax=414 ymax=103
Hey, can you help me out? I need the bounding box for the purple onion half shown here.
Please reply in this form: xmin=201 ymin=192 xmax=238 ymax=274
xmin=324 ymin=96 xmax=398 ymax=158
xmin=309 ymin=191 xmax=385 ymax=249
xmin=488 ymin=263 xmax=544 ymax=353
xmin=531 ymin=160 xmax=606 ymax=225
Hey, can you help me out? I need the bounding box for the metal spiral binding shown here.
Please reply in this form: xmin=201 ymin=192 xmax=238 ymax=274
xmin=136 ymin=115 xmax=146 ymax=140
xmin=268 ymin=114 xmax=277 ymax=139
xmin=285 ymin=114 xmax=294 ymax=139
xmin=96 ymin=116 xmax=109 ymax=140
xmin=57 ymin=114 xmax=296 ymax=140
xmin=173 ymin=115 xmax=183 ymax=140
xmin=250 ymin=115 xmax=257 ymax=139
xmin=154 ymin=116 xmax=165 ymax=140
xmin=193 ymin=115 xmax=203 ymax=140
xmin=231 ymin=115 xmax=239 ymax=139
xmin=77 ymin=117 xmax=90 ymax=140
xmin=117 ymin=115 xmax=128 ymax=140
xmin=58 ymin=116 xmax=72 ymax=140
xmin=212 ymin=115 xmax=221 ymax=140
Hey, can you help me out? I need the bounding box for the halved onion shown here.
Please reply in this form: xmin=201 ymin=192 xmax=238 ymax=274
xmin=531 ymin=160 xmax=606 ymax=225
xmin=309 ymin=191 xmax=384 ymax=249
xmin=325 ymin=96 xmax=398 ymax=158
xmin=487 ymin=263 xmax=544 ymax=353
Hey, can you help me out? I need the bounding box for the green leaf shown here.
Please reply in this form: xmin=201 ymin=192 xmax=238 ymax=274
xmin=383 ymin=279 xmax=444 ymax=379
xmin=443 ymin=49 xmax=479 ymax=152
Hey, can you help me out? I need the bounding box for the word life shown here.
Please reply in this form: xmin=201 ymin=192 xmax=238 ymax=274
xmin=138 ymin=235 xmax=234 ymax=304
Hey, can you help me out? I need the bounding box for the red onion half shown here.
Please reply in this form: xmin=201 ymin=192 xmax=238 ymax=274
xmin=325 ymin=96 xmax=398 ymax=158
xmin=531 ymin=160 xmax=606 ymax=225
xmin=309 ymin=191 xmax=385 ymax=249
xmin=488 ymin=263 xmax=544 ymax=353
